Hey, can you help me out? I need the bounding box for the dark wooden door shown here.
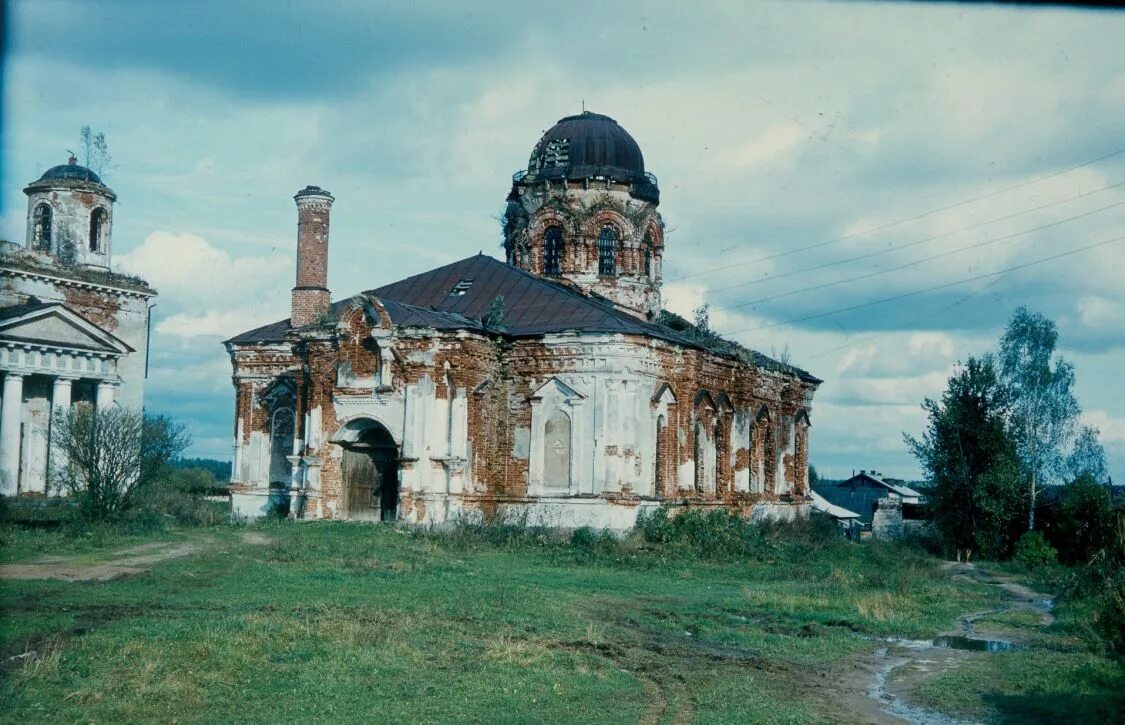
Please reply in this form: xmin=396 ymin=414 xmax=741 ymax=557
xmin=342 ymin=448 xmax=379 ymax=518
xmin=373 ymin=447 xmax=398 ymax=522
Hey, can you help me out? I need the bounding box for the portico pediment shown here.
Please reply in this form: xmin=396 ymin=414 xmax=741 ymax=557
xmin=0 ymin=301 xmax=131 ymax=356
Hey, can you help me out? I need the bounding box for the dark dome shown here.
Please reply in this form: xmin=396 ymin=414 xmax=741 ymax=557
xmin=38 ymin=162 xmax=103 ymax=185
xmin=526 ymin=112 xmax=647 ymax=183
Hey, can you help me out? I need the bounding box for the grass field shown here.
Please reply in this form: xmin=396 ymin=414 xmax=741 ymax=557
xmin=1 ymin=519 xmax=1121 ymax=723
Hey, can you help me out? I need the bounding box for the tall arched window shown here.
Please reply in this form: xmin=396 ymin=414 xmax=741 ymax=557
xmin=544 ymin=226 xmax=563 ymax=275
xmin=598 ymin=224 xmax=618 ymax=276
xmin=694 ymin=420 xmax=706 ymax=492
xmin=714 ymin=420 xmax=727 ymax=495
xmin=654 ymin=414 xmax=666 ymax=494
xmin=32 ymin=204 xmax=52 ymax=251
xmin=749 ymin=421 xmax=759 ymax=493
xmin=269 ymin=408 xmax=296 ymax=485
xmin=764 ymin=421 xmax=776 ymax=494
xmin=643 ymin=231 xmax=654 ymax=279
xmin=89 ymin=208 xmax=107 ymax=252
xmin=544 ymin=408 xmax=572 ymax=490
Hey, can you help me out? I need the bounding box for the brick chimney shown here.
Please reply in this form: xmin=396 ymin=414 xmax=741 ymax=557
xmin=291 ymin=185 xmax=335 ymax=327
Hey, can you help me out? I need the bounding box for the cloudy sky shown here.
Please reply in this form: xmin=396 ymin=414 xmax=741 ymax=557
xmin=3 ymin=1 xmax=1123 ymax=483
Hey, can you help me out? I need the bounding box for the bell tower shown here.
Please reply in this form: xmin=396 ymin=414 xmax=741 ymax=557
xmin=23 ymin=156 xmax=117 ymax=269
xmin=504 ymin=112 xmax=665 ymax=319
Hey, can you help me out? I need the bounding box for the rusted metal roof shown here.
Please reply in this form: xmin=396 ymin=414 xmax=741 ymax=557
xmin=224 ymin=254 xmax=820 ymax=384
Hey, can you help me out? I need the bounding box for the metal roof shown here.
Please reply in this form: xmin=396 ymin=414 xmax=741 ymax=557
xmin=526 ymin=112 xmax=646 ymax=183
xmin=37 ymin=163 xmax=103 ymax=185
xmin=224 ymin=254 xmax=821 ymax=384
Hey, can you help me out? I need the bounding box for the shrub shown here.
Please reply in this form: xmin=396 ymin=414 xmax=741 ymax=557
xmin=1014 ymin=531 xmax=1058 ymax=570
xmin=50 ymin=406 xmax=189 ymax=521
xmin=140 ymin=468 xmax=229 ymax=527
xmin=1092 ymin=567 xmax=1125 ymax=655
xmin=1050 ymin=475 xmax=1116 ymax=565
xmin=569 ymin=526 xmax=618 ymax=554
xmin=636 ymin=506 xmax=768 ymax=560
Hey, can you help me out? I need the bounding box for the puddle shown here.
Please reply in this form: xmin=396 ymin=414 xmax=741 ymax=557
xmin=868 ymin=652 xmax=975 ymax=725
xmin=932 ymin=635 xmax=1016 ymax=652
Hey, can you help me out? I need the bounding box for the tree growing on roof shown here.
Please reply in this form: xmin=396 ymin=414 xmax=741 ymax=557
xmin=80 ymin=126 xmax=112 ymax=177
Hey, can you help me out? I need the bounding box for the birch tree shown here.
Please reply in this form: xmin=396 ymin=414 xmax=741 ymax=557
xmin=998 ymin=307 xmax=1081 ymax=531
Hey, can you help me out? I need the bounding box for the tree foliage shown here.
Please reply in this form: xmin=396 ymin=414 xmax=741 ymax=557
xmin=906 ymin=356 xmax=1024 ymax=559
xmin=1052 ymin=474 xmax=1116 ymax=565
xmin=80 ymin=126 xmax=112 ymax=176
xmin=1067 ymin=425 xmax=1109 ymax=484
xmin=998 ymin=306 xmax=1081 ymax=529
xmin=50 ymin=406 xmax=190 ymax=521
xmin=909 ymin=307 xmax=1113 ymax=560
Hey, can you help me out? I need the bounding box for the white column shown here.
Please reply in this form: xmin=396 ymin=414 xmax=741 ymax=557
xmin=1 ymin=373 xmax=26 ymax=495
xmin=53 ymin=376 xmax=75 ymax=412
xmin=95 ymin=380 xmax=116 ymax=410
xmin=50 ymin=376 xmax=76 ymax=488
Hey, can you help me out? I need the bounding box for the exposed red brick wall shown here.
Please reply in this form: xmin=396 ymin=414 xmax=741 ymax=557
xmin=291 ymin=190 xmax=333 ymax=327
xmin=229 ymin=315 xmax=819 ymax=517
xmin=62 ymin=287 xmax=121 ymax=331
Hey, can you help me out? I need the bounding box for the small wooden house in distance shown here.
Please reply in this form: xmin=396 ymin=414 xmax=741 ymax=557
xmin=812 ymin=470 xmax=928 ymax=540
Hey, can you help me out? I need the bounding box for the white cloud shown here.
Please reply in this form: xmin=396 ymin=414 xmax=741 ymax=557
xmin=116 ymin=231 xmax=292 ymax=340
xmin=4 ymin=2 xmax=1122 ymax=482
xmin=1085 ymin=410 xmax=1125 ymax=445
xmin=731 ymin=123 xmax=806 ymax=168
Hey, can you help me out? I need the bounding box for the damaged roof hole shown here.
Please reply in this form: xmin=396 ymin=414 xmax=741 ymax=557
xmin=450 ymin=279 xmax=474 ymax=297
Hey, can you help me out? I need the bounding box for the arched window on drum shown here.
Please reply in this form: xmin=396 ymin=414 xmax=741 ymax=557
xmin=598 ymin=224 xmax=618 ymax=276
xmin=32 ymin=204 xmax=52 ymax=251
xmin=544 ymin=226 xmax=564 ymax=275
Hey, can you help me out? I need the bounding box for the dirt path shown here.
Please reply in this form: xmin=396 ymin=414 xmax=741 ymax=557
xmin=0 ymin=539 xmax=209 ymax=582
xmin=831 ymin=562 xmax=1055 ymax=724
xmin=0 ymin=530 xmax=279 ymax=584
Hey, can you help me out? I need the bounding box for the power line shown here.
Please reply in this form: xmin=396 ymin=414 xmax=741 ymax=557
xmin=669 ymin=143 xmax=1125 ymax=283
xmin=722 ymin=232 xmax=1125 ymax=336
xmin=804 ymin=274 xmax=1009 ymax=361
xmin=708 ymin=179 xmax=1125 ymax=296
xmin=716 ymin=195 xmax=1125 ymax=311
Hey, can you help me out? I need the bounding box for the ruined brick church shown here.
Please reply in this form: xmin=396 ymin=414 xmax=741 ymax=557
xmin=226 ymin=112 xmax=820 ymax=527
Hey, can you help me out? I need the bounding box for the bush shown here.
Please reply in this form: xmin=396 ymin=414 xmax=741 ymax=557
xmin=139 ymin=468 xmax=229 ymax=527
xmin=636 ymin=506 xmax=767 ymax=560
xmin=1014 ymin=530 xmax=1058 ymax=570
xmin=569 ymin=526 xmax=619 ymax=554
xmin=1092 ymin=567 xmax=1125 ymax=655
xmin=1050 ymin=475 xmax=1116 ymax=565
xmin=440 ymin=509 xmax=560 ymax=550
xmin=50 ymin=406 xmax=189 ymax=521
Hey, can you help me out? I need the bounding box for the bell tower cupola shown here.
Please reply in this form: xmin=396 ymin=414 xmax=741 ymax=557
xmin=504 ymin=112 xmax=665 ymax=318
xmin=23 ymin=156 xmax=117 ymax=269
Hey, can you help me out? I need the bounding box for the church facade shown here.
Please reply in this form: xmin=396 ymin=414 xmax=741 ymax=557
xmin=225 ymin=113 xmax=820 ymax=528
xmin=0 ymin=157 xmax=155 ymax=496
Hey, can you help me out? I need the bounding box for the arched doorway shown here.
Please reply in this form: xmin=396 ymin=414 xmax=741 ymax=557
xmin=335 ymin=419 xmax=399 ymax=522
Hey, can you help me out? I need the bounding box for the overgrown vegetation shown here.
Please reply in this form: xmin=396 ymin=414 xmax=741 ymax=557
xmin=50 ymin=406 xmax=190 ymax=521
xmin=2 ymin=518 xmax=1119 ymax=722
xmin=905 ymin=307 xmax=1122 ymax=658
xmin=907 ymin=308 xmax=1114 ymax=560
